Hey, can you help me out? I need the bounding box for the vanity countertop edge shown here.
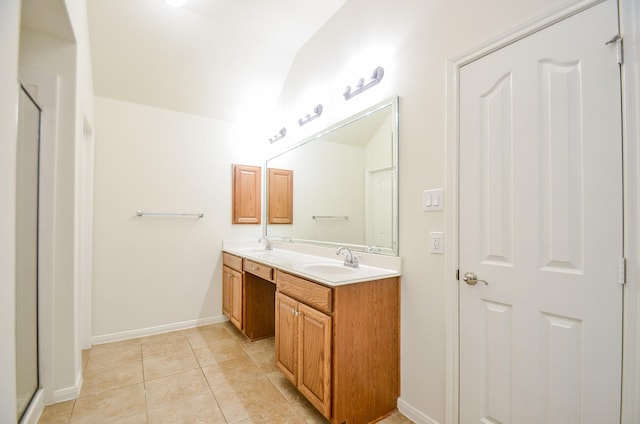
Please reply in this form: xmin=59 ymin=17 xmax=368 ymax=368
xmin=222 ymin=240 xmax=402 ymax=287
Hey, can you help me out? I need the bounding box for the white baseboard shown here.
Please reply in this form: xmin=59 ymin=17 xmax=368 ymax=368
xmin=51 ymin=372 xmax=83 ymax=404
xmin=397 ymin=397 xmax=440 ymax=424
xmin=91 ymin=315 xmax=228 ymax=345
xmin=19 ymin=389 xmax=44 ymax=424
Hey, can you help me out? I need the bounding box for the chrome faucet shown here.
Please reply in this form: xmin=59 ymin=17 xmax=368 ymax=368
xmin=258 ymin=237 xmax=273 ymax=251
xmin=337 ymin=247 xmax=359 ymax=268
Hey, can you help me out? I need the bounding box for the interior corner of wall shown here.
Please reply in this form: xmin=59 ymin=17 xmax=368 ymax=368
xmin=51 ymin=372 xmax=82 ymax=404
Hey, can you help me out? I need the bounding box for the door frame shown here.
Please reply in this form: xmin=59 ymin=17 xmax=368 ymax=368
xmin=444 ymin=0 xmax=638 ymax=422
xmin=78 ymin=117 xmax=95 ymax=352
xmin=18 ymin=69 xmax=59 ymax=409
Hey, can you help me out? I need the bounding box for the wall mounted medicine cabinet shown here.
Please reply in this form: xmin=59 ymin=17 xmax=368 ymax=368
xmin=232 ymin=164 xmax=261 ymax=224
xmin=267 ymin=167 xmax=293 ymax=224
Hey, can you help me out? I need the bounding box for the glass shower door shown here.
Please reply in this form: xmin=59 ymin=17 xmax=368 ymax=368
xmin=15 ymin=85 xmax=41 ymax=421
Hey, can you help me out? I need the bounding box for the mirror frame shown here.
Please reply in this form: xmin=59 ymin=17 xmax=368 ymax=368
xmin=264 ymin=95 xmax=399 ymax=255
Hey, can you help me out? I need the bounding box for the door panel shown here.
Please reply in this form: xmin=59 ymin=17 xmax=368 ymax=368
xmin=459 ymin=1 xmax=622 ymax=423
xmin=297 ymin=302 xmax=331 ymax=418
xmin=539 ymin=60 xmax=584 ymax=274
xmin=480 ymin=73 xmax=513 ymax=267
xmin=222 ymin=266 xmax=232 ymax=319
xmin=275 ymin=292 xmax=297 ymax=385
xmin=230 ymin=268 xmax=243 ymax=330
xmin=483 ymin=300 xmax=513 ymax=422
xmin=541 ymin=312 xmax=583 ymax=422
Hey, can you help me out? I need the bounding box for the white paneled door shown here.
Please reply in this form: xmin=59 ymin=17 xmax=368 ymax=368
xmin=459 ymin=1 xmax=623 ymax=423
xmin=367 ymin=167 xmax=393 ymax=250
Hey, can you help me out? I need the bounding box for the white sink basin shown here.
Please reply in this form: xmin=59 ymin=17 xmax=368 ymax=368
xmin=242 ymin=248 xmax=271 ymax=254
xmin=301 ymin=263 xmax=356 ymax=275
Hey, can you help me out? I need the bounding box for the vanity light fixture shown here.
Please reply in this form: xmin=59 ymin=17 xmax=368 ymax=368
xmin=343 ymin=66 xmax=385 ymax=100
xmin=165 ymin=0 xmax=187 ymax=7
xmin=268 ymin=127 xmax=287 ymax=144
xmin=297 ymin=104 xmax=323 ymax=126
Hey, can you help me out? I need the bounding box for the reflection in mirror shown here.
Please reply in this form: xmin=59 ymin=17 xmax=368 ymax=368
xmin=265 ymin=96 xmax=399 ymax=255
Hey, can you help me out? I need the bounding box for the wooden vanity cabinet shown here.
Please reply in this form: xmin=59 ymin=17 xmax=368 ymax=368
xmin=242 ymin=260 xmax=276 ymax=340
xmin=222 ymin=252 xmax=277 ymax=340
xmin=222 ymin=253 xmax=243 ymax=330
xmin=275 ymin=291 xmax=332 ymax=417
xmin=275 ymin=270 xmax=400 ymax=424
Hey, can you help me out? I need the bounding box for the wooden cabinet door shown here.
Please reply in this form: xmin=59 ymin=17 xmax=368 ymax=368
xmin=275 ymin=292 xmax=298 ymax=385
xmin=232 ymin=164 xmax=261 ymax=224
xmin=267 ymin=168 xmax=293 ymax=224
xmin=230 ymin=267 xmax=243 ymax=330
xmin=298 ymin=302 xmax=332 ymax=419
xmin=222 ymin=266 xmax=233 ymax=319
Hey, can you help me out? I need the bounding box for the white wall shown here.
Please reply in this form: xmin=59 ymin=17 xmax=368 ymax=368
xmin=273 ymin=0 xmax=599 ymax=422
xmin=364 ymin=113 xmax=392 ymax=171
xmin=19 ymin=28 xmax=80 ymax=400
xmin=91 ymin=97 xmax=262 ymax=341
xmin=65 ymin=0 xmax=96 ymax=369
xmin=0 ymin=2 xmax=22 ymax=422
xmin=67 ymin=0 xmax=96 ymax=396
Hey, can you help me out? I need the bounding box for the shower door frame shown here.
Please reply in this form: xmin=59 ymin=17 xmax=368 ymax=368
xmin=16 ymin=83 xmax=42 ymax=422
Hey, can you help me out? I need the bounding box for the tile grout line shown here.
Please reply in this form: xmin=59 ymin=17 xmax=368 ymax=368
xmin=186 ymin=328 xmax=231 ymax=423
xmin=140 ymin=341 xmax=150 ymax=424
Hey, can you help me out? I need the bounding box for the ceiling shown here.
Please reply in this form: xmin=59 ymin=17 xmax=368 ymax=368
xmin=323 ymin=105 xmax=391 ymax=148
xmin=87 ymin=0 xmax=346 ymax=122
xmin=21 ymin=0 xmax=75 ymax=42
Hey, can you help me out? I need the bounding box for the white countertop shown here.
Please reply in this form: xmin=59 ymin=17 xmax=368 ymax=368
xmin=222 ymin=240 xmax=402 ymax=287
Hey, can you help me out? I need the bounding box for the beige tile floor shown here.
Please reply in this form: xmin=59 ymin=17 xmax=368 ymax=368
xmin=38 ymin=322 xmax=414 ymax=424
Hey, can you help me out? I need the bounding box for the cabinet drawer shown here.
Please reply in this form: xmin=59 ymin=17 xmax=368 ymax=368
xmin=223 ymin=252 xmax=243 ymax=272
xmin=244 ymin=259 xmax=274 ymax=281
xmin=276 ymin=271 xmax=332 ymax=314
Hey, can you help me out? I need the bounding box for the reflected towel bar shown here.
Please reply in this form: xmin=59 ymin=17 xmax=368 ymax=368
xmin=312 ymin=215 xmax=349 ymax=220
xmin=136 ymin=210 xmax=204 ymax=218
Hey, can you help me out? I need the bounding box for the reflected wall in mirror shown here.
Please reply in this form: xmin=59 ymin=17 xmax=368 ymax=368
xmin=265 ymin=96 xmax=399 ymax=255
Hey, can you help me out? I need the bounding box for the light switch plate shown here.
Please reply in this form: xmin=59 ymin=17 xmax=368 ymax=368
xmin=429 ymin=232 xmax=444 ymax=254
xmin=423 ymin=189 xmax=444 ymax=212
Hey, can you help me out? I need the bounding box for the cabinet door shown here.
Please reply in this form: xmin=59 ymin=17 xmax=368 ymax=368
xmin=267 ymin=168 xmax=293 ymax=224
xmin=230 ymin=268 xmax=243 ymax=330
xmin=222 ymin=266 xmax=233 ymax=319
xmin=275 ymin=292 xmax=298 ymax=385
xmin=232 ymin=164 xmax=261 ymax=224
xmin=298 ymin=302 xmax=332 ymax=419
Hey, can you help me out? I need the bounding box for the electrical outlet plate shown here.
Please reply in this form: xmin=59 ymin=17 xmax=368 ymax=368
xmin=429 ymin=231 xmax=444 ymax=254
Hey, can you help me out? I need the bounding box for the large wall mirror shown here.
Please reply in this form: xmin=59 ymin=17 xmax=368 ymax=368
xmin=265 ymin=96 xmax=399 ymax=256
